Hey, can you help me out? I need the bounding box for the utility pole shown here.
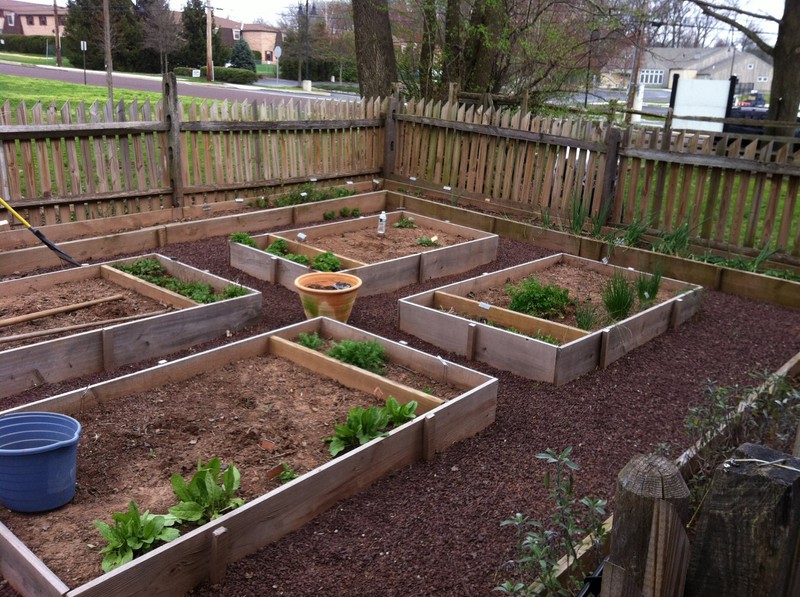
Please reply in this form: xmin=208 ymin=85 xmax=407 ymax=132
xmin=52 ymin=0 xmax=62 ymax=67
xmin=103 ymin=0 xmax=113 ymax=103
xmin=206 ymin=0 xmax=214 ymax=82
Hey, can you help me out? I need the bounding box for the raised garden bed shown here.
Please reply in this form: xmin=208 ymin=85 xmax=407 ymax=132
xmin=229 ymin=211 xmax=498 ymax=296
xmin=398 ymin=253 xmax=703 ymax=385
xmin=0 ymin=253 xmax=261 ymax=398
xmin=0 ymin=317 xmax=497 ymax=597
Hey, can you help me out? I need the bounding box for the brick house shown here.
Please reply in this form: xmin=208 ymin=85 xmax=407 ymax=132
xmin=0 ymin=0 xmax=66 ymax=37
xmin=212 ymin=15 xmax=282 ymax=64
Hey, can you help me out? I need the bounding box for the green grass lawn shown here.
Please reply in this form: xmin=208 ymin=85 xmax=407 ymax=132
xmin=0 ymin=73 xmax=162 ymax=114
xmin=0 ymin=51 xmax=73 ymax=68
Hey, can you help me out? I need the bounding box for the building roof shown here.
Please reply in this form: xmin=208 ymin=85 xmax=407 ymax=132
xmin=0 ymin=0 xmax=66 ymax=15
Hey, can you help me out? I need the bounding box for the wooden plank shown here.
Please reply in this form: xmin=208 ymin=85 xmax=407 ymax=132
xmin=643 ymin=499 xmax=690 ymax=597
xmin=268 ymin=336 xmax=444 ymax=413
xmin=719 ymin=268 xmax=800 ymax=309
xmin=728 ymin=140 xmax=759 ymax=245
xmin=433 ymin=291 xmax=587 ymax=344
xmin=0 ymin=522 xmax=69 ymax=597
xmin=777 ymin=175 xmax=798 ymax=252
xmin=99 ymin=265 xmax=198 ymax=308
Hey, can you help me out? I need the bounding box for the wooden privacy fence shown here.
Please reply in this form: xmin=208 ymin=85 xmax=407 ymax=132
xmin=389 ymin=99 xmax=800 ymax=257
xmin=0 ymin=77 xmax=386 ymax=226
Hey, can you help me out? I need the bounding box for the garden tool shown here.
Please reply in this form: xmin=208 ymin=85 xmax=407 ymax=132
xmin=0 ymin=196 xmax=81 ymax=266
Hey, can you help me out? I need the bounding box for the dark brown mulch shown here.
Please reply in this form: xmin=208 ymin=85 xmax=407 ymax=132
xmin=1 ymin=231 xmax=798 ymax=597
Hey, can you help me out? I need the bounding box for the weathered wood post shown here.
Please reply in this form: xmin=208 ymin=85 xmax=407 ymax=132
xmin=601 ymin=454 xmax=689 ymax=596
xmin=382 ymin=84 xmax=400 ymax=180
xmin=599 ymin=125 xmax=622 ymax=222
xmin=685 ymin=443 xmax=800 ymax=597
xmin=162 ymin=72 xmax=184 ymax=209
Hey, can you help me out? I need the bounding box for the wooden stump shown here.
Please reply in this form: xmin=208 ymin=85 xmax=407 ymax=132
xmin=685 ymin=443 xmax=800 ymax=597
xmin=603 ymin=454 xmax=689 ymax=595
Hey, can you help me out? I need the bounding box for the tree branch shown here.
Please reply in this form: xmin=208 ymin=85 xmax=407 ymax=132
xmin=690 ymin=0 xmax=777 ymax=56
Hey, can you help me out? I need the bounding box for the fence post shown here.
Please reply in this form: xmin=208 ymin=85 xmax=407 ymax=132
xmin=602 ymin=454 xmax=689 ymax=595
xmin=599 ymin=125 xmax=622 ymax=221
xmin=685 ymin=443 xmax=800 ymax=597
xmin=383 ymin=85 xmax=400 ymax=179
xmin=162 ymin=73 xmax=184 ymax=209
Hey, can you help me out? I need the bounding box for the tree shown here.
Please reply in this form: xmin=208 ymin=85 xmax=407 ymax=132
xmin=62 ymin=0 xmax=144 ymax=72
xmin=138 ymin=0 xmax=183 ymax=73
xmin=230 ymin=37 xmax=257 ymax=72
xmin=353 ymin=0 xmax=398 ymax=98
xmin=691 ymin=0 xmax=799 ymax=134
xmin=177 ymin=0 xmax=227 ymax=68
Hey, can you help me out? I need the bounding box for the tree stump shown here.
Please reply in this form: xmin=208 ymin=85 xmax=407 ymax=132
xmin=603 ymin=454 xmax=689 ymax=594
xmin=685 ymin=443 xmax=800 ymax=597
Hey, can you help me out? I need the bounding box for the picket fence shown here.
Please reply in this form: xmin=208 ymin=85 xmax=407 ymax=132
xmin=1 ymin=80 xmax=799 ymax=257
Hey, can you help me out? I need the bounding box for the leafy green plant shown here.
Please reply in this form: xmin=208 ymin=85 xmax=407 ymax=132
xmin=168 ymin=458 xmax=245 ymax=525
xmin=297 ymin=331 xmax=325 ymax=350
xmin=229 ymin=231 xmax=257 ymax=248
xmin=351 ymin=207 xmax=361 ymax=217
xmin=417 ymin=237 xmax=439 ymax=247
xmin=285 ymin=253 xmax=310 ymax=265
xmin=620 ymin=218 xmax=649 ymax=247
xmin=114 ymin=260 xmax=242 ymax=304
xmin=265 ymin=238 xmax=290 ymax=256
xmin=636 ymin=267 xmax=662 ymax=304
xmin=221 ymin=284 xmax=249 ymax=299
xmin=602 ymin=271 xmax=635 ymax=321
xmin=506 ymin=276 xmax=570 ymax=319
xmin=311 ymin=251 xmax=341 ymax=272
xmin=94 ymin=501 xmax=179 ymax=573
xmin=495 ymin=448 xmax=608 ymax=596
xmin=393 ymin=215 xmax=417 ymax=228
xmin=385 ymin=396 xmax=418 ymax=427
xmin=575 ymin=301 xmax=598 ymax=331
xmin=653 ymin=222 xmax=690 ymax=256
xmin=326 ymin=405 xmax=390 ymax=457
xmin=339 ymin=207 xmax=351 ymax=217
xmin=326 ymin=339 xmax=386 ymax=374
xmin=276 ymin=463 xmax=299 ymax=482
xmin=323 ymin=210 xmax=336 ymax=220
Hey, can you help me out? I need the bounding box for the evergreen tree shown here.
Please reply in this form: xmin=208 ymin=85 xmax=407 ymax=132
xmin=230 ymin=37 xmax=256 ymax=72
xmin=179 ymin=0 xmax=206 ymax=67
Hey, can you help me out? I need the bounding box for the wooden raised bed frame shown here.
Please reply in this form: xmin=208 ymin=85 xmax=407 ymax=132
xmin=229 ymin=211 xmax=499 ymax=296
xmin=0 ymin=317 xmax=497 ymax=597
xmin=0 ymin=253 xmax=262 ymax=399
xmin=398 ymin=253 xmax=703 ymax=386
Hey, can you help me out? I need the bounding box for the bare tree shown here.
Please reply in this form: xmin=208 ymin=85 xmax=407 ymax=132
xmin=691 ymin=0 xmax=799 ymax=134
xmin=141 ymin=0 xmax=183 ymax=73
xmin=353 ymin=0 xmax=398 ymax=98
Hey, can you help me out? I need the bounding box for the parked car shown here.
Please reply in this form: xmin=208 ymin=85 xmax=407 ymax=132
xmin=737 ymin=92 xmax=767 ymax=108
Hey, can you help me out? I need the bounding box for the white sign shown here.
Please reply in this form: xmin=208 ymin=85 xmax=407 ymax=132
xmin=80 ymin=40 xmax=87 ymax=51
xmin=192 ymin=69 xmax=201 ymax=78
xmin=274 ymin=45 xmax=282 ymax=59
xmin=673 ymin=79 xmax=730 ymax=133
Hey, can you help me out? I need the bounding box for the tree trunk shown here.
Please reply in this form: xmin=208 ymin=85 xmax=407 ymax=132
xmin=442 ymin=0 xmax=462 ymax=88
xmin=767 ymin=0 xmax=800 ymax=136
xmin=419 ymin=0 xmax=438 ymax=99
xmin=462 ymin=0 xmax=506 ymax=93
xmin=352 ymin=0 xmax=397 ymax=99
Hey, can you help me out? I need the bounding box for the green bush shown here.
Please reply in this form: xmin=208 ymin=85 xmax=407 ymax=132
xmin=229 ymin=231 xmax=257 ymax=248
xmin=506 ymin=276 xmax=570 ymax=319
xmin=0 ymin=35 xmax=55 ymax=55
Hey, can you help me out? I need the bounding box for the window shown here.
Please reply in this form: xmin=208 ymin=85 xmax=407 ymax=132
xmin=639 ymin=69 xmax=664 ymax=86
xmin=6 ymin=12 xmax=14 ymax=26
xmin=26 ymin=15 xmax=34 ymax=25
xmin=757 ymin=75 xmax=769 ymax=83
xmin=233 ymin=29 xmax=240 ymax=40
xmin=39 ymin=15 xmax=47 ymax=25
xmin=266 ymin=51 xmax=273 ymax=61
xmin=59 ymin=16 xmax=64 ymax=25
xmin=747 ymin=63 xmax=754 ymax=69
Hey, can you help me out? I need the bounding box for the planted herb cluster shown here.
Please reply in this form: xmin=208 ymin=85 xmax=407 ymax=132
xmin=114 ymin=258 xmax=248 ymax=303
xmin=230 ymin=233 xmax=343 ymax=272
xmin=94 ymin=458 xmax=244 ymax=572
xmin=326 ymin=396 xmax=419 ymax=457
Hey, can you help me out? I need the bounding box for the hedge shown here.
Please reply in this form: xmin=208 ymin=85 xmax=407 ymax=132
xmin=0 ymin=35 xmax=56 ymax=55
xmin=173 ymin=66 xmax=258 ymax=84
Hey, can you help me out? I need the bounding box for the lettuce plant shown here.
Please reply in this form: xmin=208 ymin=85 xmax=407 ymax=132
xmin=168 ymin=458 xmax=245 ymax=525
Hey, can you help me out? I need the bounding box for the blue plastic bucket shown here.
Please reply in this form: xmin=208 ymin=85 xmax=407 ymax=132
xmin=0 ymin=412 xmax=82 ymax=513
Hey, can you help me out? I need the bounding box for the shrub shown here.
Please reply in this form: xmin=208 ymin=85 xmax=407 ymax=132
xmin=265 ymin=238 xmax=290 ymax=256
xmin=506 ymin=277 xmax=570 ymax=319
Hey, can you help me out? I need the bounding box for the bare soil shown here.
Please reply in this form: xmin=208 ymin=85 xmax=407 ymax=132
xmin=1 ymin=219 xmax=799 ymax=597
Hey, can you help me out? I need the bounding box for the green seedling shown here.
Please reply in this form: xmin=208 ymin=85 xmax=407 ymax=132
xmin=326 ymin=405 xmax=390 ymax=457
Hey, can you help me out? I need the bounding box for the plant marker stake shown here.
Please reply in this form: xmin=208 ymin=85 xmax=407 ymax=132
xmin=0 ymin=197 xmax=81 ymax=266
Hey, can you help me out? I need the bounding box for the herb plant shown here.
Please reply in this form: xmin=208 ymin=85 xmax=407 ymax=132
xmin=385 ymin=396 xmax=418 ymax=427
xmin=602 ymin=271 xmax=635 ymax=320
xmin=653 ymin=222 xmax=690 ymax=256
xmin=339 ymin=207 xmax=351 ymax=217
xmin=94 ymin=501 xmax=180 ymax=573
xmin=567 ymin=196 xmax=589 ymax=235
xmin=297 ymin=331 xmax=325 ymax=349
xmin=276 ymin=463 xmax=299 ymax=482
xmin=114 ymin=259 xmax=245 ymax=304
xmin=326 ymin=405 xmax=390 ymax=456
xmin=326 ymin=339 xmax=386 ymax=374
xmin=417 ymin=237 xmax=439 ymax=247
xmin=265 ymin=238 xmax=290 ymax=256
xmin=575 ymin=301 xmax=598 ymax=331
xmin=285 ymin=253 xmax=310 ymax=265
xmin=506 ymin=276 xmax=570 ymax=319
xmin=351 ymin=208 xmax=361 ymax=217
xmin=393 ymin=215 xmax=417 ymax=228
xmin=311 ymin=251 xmax=341 ymax=272
xmin=636 ymin=267 xmax=662 ymax=304
xmin=229 ymin=231 xmax=257 ymax=248
xmin=323 ymin=210 xmax=336 ymax=220
xmin=168 ymin=458 xmax=245 ymax=525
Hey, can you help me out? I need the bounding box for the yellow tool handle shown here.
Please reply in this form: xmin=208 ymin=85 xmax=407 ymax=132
xmin=0 ymin=196 xmax=32 ymax=229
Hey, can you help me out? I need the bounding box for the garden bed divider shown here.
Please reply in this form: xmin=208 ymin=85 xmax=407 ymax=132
xmin=0 ymin=254 xmax=262 ymax=398
xmin=0 ymin=317 xmax=497 ymax=597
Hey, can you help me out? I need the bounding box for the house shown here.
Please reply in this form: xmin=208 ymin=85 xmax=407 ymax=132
xmin=0 ymin=0 xmax=66 ymax=37
xmin=212 ymin=15 xmax=282 ymax=64
xmin=600 ymin=45 xmax=773 ymax=94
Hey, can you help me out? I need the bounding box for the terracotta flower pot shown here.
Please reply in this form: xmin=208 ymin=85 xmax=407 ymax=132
xmin=293 ymin=272 xmax=363 ymax=323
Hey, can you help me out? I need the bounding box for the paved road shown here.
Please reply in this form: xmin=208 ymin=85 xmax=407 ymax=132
xmin=0 ymin=62 xmax=346 ymax=104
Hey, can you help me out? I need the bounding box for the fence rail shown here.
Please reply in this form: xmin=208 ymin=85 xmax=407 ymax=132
xmin=1 ymin=79 xmax=799 ymax=258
